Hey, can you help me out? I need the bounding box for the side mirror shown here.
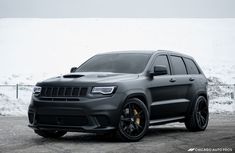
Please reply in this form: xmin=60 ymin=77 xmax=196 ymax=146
xmin=70 ymin=67 xmax=77 ymax=73
xmin=151 ymin=65 xmax=168 ymax=76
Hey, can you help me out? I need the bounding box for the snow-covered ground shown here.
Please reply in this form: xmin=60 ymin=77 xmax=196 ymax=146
xmin=207 ymin=76 xmax=235 ymax=114
xmin=0 ymin=86 xmax=32 ymax=116
xmin=202 ymin=62 xmax=235 ymax=114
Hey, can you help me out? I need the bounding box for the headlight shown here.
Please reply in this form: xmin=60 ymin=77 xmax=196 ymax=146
xmin=91 ymin=86 xmax=116 ymax=95
xmin=33 ymin=86 xmax=41 ymax=95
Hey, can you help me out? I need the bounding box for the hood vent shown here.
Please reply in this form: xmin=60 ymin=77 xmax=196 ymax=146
xmin=63 ymin=74 xmax=84 ymax=78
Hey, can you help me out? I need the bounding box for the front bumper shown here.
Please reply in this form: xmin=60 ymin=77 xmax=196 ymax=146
xmin=28 ymin=93 xmax=124 ymax=133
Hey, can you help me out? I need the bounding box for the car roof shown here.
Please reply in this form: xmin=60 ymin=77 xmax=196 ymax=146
xmin=98 ymin=50 xmax=193 ymax=59
xmin=157 ymin=50 xmax=193 ymax=59
xmin=98 ymin=50 xmax=156 ymax=55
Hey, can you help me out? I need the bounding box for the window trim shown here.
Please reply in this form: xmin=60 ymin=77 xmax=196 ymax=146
xmin=169 ymin=55 xmax=188 ymax=75
xmin=183 ymin=57 xmax=201 ymax=75
xmin=151 ymin=54 xmax=172 ymax=75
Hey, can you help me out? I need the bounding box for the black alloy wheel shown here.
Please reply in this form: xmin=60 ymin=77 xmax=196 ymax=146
xmin=117 ymin=98 xmax=149 ymax=141
xmin=196 ymin=97 xmax=209 ymax=129
xmin=185 ymin=96 xmax=209 ymax=131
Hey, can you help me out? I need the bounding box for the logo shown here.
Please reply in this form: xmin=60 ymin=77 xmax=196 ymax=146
xmin=187 ymin=147 xmax=232 ymax=152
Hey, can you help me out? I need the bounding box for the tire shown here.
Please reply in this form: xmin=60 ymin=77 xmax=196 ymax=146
xmin=34 ymin=130 xmax=67 ymax=138
xmin=116 ymin=98 xmax=149 ymax=142
xmin=185 ymin=96 xmax=209 ymax=131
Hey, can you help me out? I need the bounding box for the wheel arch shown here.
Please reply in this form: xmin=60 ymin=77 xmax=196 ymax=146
xmin=196 ymin=90 xmax=208 ymax=104
xmin=123 ymin=91 xmax=151 ymax=113
xmin=198 ymin=93 xmax=208 ymax=102
xmin=186 ymin=90 xmax=208 ymax=115
xmin=191 ymin=90 xmax=208 ymax=104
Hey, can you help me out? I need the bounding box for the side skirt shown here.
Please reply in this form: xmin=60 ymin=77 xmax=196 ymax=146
xmin=149 ymin=116 xmax=185 ymax=126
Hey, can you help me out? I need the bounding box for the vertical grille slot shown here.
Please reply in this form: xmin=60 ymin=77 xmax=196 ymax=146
xmin=41 ymin=87 xmax=46 ymax=96
xmin=72 ymin=88 xmax=80 ymax=96
xmin=65 ymin=87 xmax=72 ymax=96
xmin=46 ymin=87 xmax=52 ymax=97
xmin=80 ymin=88 xmax=88 ymax=97
xmin=52 ymin=87 xmax=58 ymax=97
xmin=58 ymin=87 xmax=65 ymax=96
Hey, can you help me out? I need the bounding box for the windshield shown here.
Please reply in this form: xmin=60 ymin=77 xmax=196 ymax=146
xmin=76 ymin=53 xmax=152 ymax=74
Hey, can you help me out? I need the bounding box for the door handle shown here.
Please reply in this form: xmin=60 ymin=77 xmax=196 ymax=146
xmin=170 ymin=78 xmax=176 ymax=82
xmin=189 ymin=77 xmax=195 ymax=81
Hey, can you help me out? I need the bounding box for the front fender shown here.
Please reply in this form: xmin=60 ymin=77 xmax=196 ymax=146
xmin=118 ymin=89 xmax=152 ymax=113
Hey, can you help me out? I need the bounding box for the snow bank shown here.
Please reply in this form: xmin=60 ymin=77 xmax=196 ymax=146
xmin=0 ymin=85 xmax=32 ymax=116
xmin=0 ymin=94 xmax=29 ymax=116
xmin=209 ymin=97 xmax=235 ymax=114
xmin=206 ymin=76 xmax=235 ymax=114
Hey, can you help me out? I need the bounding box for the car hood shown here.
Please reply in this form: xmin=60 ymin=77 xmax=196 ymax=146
xmin=40 ymin=72 xmax=139 ymax=85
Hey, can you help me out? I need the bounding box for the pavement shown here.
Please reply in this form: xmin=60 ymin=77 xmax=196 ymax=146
xmin=0 ymin=114 xmax=234 ymax=153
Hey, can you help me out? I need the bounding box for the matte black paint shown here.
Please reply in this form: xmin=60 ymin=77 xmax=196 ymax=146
xmin=28 ymin=50 xmax=208 ymax=133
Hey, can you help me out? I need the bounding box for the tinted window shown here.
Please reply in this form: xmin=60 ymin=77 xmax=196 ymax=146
xmin=76 ymin=53 xmax=151 ymax=74
xmin=154 ymin=55 xmax=170 ymax=74
xmin=170 ymin=56 xmax=187 ymax=75
xmin=184 ymin=58 xmax=200 ymax=74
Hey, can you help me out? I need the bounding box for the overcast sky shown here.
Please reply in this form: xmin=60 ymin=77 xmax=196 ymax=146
xmin=0 ymin=1 xmax=235 ymax=79
xmin=0 ymin=0 xmax=235 ymax=18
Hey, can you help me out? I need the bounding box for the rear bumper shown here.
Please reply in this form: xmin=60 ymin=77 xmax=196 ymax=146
xmin=28 ymin=93 xmax=124 ymax=133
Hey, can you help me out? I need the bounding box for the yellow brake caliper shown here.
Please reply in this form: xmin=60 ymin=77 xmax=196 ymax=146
xmin=133 ymin=109 xmax=140 ymax=125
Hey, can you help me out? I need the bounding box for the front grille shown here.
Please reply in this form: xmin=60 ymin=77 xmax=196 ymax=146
xmin=36 ymin=115 xmax=89 ymax=126
xmin=40 ymin=87 xmax=88 ymax=97
xmin=95 ymin=115 xmax=110 ymax=127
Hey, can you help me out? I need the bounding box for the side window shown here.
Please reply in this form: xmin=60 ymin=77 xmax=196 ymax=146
xmin=153 ymin=55 xmax=170 ymax=74
xmin=184 ymin=58 xmax=200 ymax=74
xmin=170 ymin=56 xmax=187 ymax=75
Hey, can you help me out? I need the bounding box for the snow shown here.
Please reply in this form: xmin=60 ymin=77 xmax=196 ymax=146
xmin=206 ymin=76 xmax=235 ymax=114
xmin=0 ymin=74 xmax=47 ymax=116
xmin=202 ymin=63 xmax=235 ymax=85
xmin=0 ymin=93 xmax=30 ymax=116
xmin=209 ymin=97 xmax=235 ymax=114
xmin=0 ymin=84 xmax=33 ymax=116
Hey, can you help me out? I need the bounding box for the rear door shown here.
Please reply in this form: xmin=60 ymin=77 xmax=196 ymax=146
xmin=183 ymin=57 xmax=204 ymax=102
xmin=166 ymin=55 xmax=192 ymax=116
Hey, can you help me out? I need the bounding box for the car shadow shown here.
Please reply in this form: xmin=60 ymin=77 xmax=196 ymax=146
xmin=32 ymin=132 xmax=121 ymax=144
xmin=146 ymin=126 xmax=188 ymax=137
xmin=31 ymin=126 xmax=189 ymax=144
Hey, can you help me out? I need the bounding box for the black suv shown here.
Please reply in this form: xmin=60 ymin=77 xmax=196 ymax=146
xmin=28 ymin=50 xmax=209 ymax=141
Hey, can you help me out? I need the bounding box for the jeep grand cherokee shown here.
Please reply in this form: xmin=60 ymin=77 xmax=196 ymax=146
xmin=28 ymin=50 xmax=209 ymax=141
